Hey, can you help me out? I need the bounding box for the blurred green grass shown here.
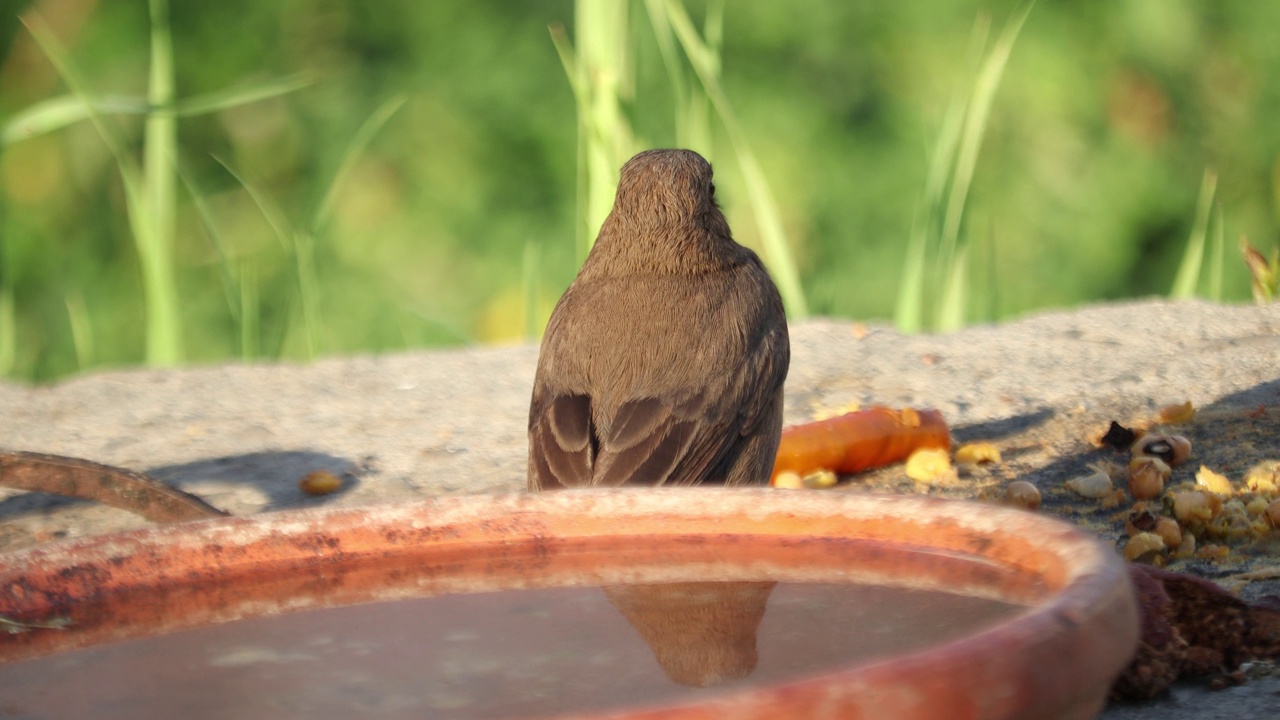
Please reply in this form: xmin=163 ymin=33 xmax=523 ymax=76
xmin=1 ymin=0 xmax=1278 ymax=382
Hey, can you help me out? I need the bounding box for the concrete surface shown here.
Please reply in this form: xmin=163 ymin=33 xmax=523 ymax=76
xmin=2 ymin=298 xmax=1279 ymax=716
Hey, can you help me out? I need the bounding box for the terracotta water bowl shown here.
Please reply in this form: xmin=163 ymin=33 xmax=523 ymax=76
xmin=0 ymin=489 xmax=1137 ymax=719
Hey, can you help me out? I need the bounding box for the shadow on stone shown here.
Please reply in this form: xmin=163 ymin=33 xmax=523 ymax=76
xmin=148 ymin=450 xmax=369 ymax=512
xmin=0 ymin=449 xmax=368 ymax=521
xmin=952 ymin=408 xmax=1055 ymax=444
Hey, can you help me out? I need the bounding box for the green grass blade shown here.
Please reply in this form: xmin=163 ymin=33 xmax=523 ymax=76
xmin=940 ymin=2 xmax=1033 ymax=252
xmin=22 ymin=12 xmax=181 ymax=365
xmin=139 ymin=0 xmax=182 ymax=365
xmin=1207 ymin=201 xmax=1224 ymax=302
xmin=645 ymin=0 xmax=719 ymax=150
xmin=894 ymin=207 xmax=930 ymax=333
xmin=2 ymin=95 xmax=147 ymax=145
xmin=570 ymin=0 xmax=634 ymax=257
xmin=1171 ymin=168 xmax=1217 ymax=299
xmin=934 ymin=0 xmax=1034 ymax=331
xmin=20 ymin=16 xmax=142 ymax=185
xmin=20 ymin=17 xmax=141 ymax=184
xmin=937 ymin=243 xmax=970 ymax=331
xmin=173 ymin=73 xmax=314 ymax=117
xmin=64 ymin=291 xmax=94 ymax=370
xmin=0 ymin=286 xmax=14 ymax=376
xmin=642 ymin=0 xmax=692 ymax=144
xmin=924 ymin=17 xmax=988 ymax=281
xmin=702 ymin=0 xmax=724 ymax=53
xmin=212 ymin=156 xmax=317 ymax=358
xmin=312 ymin=94 xmax=407 ymax=233
xmin=1 ymin=73 xmax=309 ymax=146
xmin=691 ymin=0 xmax=721 ymax=151
xmin=734 ymin=150 xmax=808 ymax=318
xmin=212 ymin=155 xmax=297 ymax=250
xmin=895 ymin=17 xmax=988 ymax=332
xmin=176 ymin=163 xmax=242 ymax=326
xmin=666 ymin=0 xmax=808 ymax=319
xmin=548 ymin=22 xmax=593 ymax=261
xmin=288 ymin=94 xmax=408 ymax=356
xmin=548 ymin=23 xmax=583 ymax=100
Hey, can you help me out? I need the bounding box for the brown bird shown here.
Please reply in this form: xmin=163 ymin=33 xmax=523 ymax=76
xmin=527 ymin=148 xmax=790 ymax=489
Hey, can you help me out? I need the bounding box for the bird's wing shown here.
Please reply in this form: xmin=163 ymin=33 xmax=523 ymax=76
xmin=590 ymin=395 xmax=699 ymax=486
xmin=591 ymin=319 xmax=788 ymax=488
xmin=655 ymin=318 xmax=789 ymax=487
xmin=528 ymin=386 xmax=700 ymax=489
xmin=528 ymin=391 xmax=593 ymax=490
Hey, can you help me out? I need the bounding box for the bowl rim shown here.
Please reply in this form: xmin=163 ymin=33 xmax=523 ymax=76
xmin=0 ymin=488 xmax=1138 ymax=720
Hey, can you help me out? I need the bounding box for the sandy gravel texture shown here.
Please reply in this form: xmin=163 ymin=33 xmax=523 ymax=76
xmin=2 ymin=298 xmax=1279 ymax=715
xmin=4 ymin=299 xmax=1275 ymax=542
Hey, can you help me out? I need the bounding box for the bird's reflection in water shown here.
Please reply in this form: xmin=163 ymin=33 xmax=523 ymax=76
xmin=0 ymin=578 xmax=1027 ymax=718
xmin=602 ymin=581 xmax=778 ymax=688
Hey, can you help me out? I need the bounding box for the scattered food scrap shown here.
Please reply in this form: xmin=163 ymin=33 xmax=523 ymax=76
xmin=1131 ymin=434 xmax=1191 ymax=466
xmin=1066 ymin=466 xmax=1114 ymax=499
xmin=1128 ymin=457 xmax=1170 ymax=500
xmin=1004 ymin=480 xmax=1041 ymax=510
xmin=299 ymin=470 xmax=344 ymax=496
xmin=770 ymin=407 xmax=950 ymax=485
xmin=1098 ymin=421 xmax=1139 ymax=451
xmin=904 ymin=447 xmax=957 ymax=486
xmin=955 ymin=442 xmax=1001 ymax=465
xmin=1157 ymin=400 xmax=1196 ymax=425
xmin=1195 ymin=465 xmax=1234 ymax=496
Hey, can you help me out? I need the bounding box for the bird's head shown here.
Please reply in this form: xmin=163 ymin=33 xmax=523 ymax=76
xmin=589 ymin=149 xmax=736 ymax=274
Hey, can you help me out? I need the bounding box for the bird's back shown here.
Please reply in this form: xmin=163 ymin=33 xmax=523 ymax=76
xmin=528 ymin=251 xmax=788 ymax=489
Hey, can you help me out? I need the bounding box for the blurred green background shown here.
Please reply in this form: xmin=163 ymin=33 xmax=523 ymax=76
xmin=1 ymin=0 xmax=1277 ymax=382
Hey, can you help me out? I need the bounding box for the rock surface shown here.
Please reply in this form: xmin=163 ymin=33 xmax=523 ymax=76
xmin=2 ymin=298 xmax=1279 ymax=716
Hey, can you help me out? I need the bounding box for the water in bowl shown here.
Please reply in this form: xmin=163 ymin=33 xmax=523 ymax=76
xmin=0 ymin=580 xmax=1022 ymax=719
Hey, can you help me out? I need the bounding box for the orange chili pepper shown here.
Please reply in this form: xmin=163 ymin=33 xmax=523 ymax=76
xmin=770 ymin=407 xmax=951 ymax=484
